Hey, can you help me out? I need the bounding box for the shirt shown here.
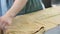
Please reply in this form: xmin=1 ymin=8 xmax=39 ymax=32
xmin=0 ymin=0 xmax=45 ymax=16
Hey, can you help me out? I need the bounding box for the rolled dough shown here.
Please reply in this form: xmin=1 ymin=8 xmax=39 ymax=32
xmin=5 ymin=6 xmax=60 ymax=34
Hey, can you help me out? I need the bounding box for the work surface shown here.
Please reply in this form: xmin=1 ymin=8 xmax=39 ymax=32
xmin=5 ymin=6 xmax=60 ymax=34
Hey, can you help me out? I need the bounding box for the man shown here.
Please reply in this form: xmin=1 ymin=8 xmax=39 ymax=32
xmin=0 ymin=0 xmax=45 ymax=29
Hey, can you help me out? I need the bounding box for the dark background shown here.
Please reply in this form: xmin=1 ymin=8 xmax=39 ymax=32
xmin=42 ymin=0 xmax=60 ymax=8
xmin=42 ymin=0 xmax=51 ymax=8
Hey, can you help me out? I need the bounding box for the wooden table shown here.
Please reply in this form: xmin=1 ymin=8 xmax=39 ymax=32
xmin=4 ymin=6 xmax=60 ymax=34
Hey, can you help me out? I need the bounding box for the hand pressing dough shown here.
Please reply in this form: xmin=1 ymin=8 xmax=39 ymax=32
xmin=5 ymin=6 xmax=60 ymax=34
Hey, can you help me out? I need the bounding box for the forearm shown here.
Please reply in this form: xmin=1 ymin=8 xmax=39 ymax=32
xmin=4 ymin=0 xmax=27 ymax=18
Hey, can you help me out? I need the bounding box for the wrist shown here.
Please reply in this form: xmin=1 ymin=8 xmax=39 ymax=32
xmin=4 ymin=12 xmax=16 ymax=18
xmin=3 ymin=14 xmax=14 ymax=19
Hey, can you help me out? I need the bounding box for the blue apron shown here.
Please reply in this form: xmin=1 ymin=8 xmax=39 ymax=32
xmin=0 ymin=0 xmax=2 ymax=16
xmin=0 ymin=0 xmax=14 ymax=16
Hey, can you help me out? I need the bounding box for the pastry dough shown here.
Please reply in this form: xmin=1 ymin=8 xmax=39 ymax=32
xmin=5 ymin=6 xmax=60 ymax=34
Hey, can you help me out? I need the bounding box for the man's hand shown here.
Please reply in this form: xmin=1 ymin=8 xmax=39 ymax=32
xmin=0 ymin=15 xmax=13 ymax=29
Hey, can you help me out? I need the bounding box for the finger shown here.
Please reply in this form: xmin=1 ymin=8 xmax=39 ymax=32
xmin=0 ymin=20 xmax=6 ymax=29
xmin=1 ymin=21 xmax=7 ymax=30
xmin=2 ymin=21 xmax=7 ymax=27
xmin=7 ymin=20 xmax=12 ymax=25
xmin=0 ymin=19 xmax=4 ymax=27
xmin=1 ymin=21 xmax=8 ymax=26
xmin=0 ymin=18 xmax=2 ymax=26
xmin=4 ymin=21 xmax=10 ymax=26
xmin=2 ymin=21 xmax=10 ymax=27
xmin=0 ymin=22 xmax=3 ymax=29
xmin=0 ymin=19 xmax=11 ymax=29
